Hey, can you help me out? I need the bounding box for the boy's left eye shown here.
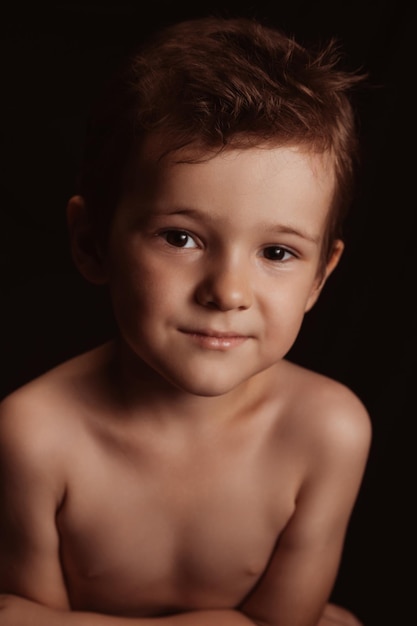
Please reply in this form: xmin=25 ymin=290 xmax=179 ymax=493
xmin=262 ymin=246 xmax=294 ymax=261
xmin=161 ymin=230 xmax=198 ymax=248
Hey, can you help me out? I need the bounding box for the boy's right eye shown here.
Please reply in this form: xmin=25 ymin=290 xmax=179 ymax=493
xmin=161 ymin=230 xmax=198 ymax=248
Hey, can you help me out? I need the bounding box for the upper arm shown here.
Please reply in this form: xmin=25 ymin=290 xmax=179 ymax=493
xmin=0 ymin=391 xmax=70 ymax=609
xmin=240 ymin=386 xmax=372 ymax=626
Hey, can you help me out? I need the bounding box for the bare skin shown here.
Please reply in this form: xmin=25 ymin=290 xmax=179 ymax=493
xmin=0 ymin=143 xmax=371 ymax=626
xmin=0 ymin=346 xmax=369 ymax=626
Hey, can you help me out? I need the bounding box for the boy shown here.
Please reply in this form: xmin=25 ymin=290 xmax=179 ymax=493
xmin=0 ymin=15 xmax=371 ymax=626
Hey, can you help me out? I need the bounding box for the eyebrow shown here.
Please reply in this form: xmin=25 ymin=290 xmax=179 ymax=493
xmin=155 ymin=207 xmax=321 ymax=245
xmin=266 ymin=224 xmax=321 ymax=245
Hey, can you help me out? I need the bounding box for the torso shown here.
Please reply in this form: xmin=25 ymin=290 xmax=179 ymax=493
xmin=20 ymin=344 xmax=332 ymax=617
xmin=57 ymin=425 xmax=297 ymax=616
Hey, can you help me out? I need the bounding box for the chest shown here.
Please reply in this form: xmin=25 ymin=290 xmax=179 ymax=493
xmin=57 ymin=426 xmax=298 ymax=616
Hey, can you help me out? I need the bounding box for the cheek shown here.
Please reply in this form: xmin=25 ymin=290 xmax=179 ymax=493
xmin=108 ymin=251 xmax=187 ymax=322
xmin=263 ymin=272 xmax=316 ymax=311
xmin=260 ymin=277 xmax=315 ymax=340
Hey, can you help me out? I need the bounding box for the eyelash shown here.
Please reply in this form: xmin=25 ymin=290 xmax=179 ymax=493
xmin=158 ymin=229 xmax=296 ymax=262
xmin=262 ymin=246 xmax=295 ymax=262
xmin=159 ymin=229 xmax=198 ymax=248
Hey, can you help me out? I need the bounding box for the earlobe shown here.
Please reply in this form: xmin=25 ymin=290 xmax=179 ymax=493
xmin=66 ymin=195 xmax=107 ymax=285
xmin=305 ymin=239 xmax=344 ymax=312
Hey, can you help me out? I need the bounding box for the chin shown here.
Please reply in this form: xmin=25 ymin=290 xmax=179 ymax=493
xmin=170 ymin=377 xmax=241 ymax=398
xmin=163 ymin=367 xmax=257 ymax=398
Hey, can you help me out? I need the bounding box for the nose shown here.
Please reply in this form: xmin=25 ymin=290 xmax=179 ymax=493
xmin=195 ymin=255 xmax=253 ymax=311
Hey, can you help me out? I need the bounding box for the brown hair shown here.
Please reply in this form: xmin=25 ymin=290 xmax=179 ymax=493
xmin=77 ymin=16 xmax=365 ymax=267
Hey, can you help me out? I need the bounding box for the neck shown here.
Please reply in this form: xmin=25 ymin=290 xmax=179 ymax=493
xmin=106 ymin=338 xmax=274 ymax=428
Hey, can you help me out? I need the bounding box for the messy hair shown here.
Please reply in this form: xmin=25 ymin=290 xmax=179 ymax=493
xmin=77 ymin=16 xmax=365 ymax=267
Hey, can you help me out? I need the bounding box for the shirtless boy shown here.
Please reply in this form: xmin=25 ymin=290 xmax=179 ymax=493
xmin=0 ymin=16 xmax=371 ymax=626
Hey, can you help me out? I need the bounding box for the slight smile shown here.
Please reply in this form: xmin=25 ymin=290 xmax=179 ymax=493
xmin=179 ymin=329 xmax=250 ymax=350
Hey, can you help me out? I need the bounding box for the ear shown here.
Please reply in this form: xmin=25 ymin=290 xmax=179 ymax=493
xmin=66 ymin=195 xmax=107 ymax=285
xmin=305 ymin=239 xmax=344 ymax=312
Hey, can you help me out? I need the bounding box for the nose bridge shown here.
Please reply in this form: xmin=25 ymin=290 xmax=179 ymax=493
xmin=196 ymin=245 xmax=253 ymax=311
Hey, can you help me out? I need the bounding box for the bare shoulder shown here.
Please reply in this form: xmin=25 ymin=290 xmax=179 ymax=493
xmin=0 ymin=342 xmax=113 ymax=477
xmin=0 ymin=348 xmax=113 ymax=607
xmin=278 ymin=359 xmax=372 ymax=464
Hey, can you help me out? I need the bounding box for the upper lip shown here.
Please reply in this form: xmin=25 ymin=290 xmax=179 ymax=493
xmin=180 ymin=328 xmax=249 ymax=338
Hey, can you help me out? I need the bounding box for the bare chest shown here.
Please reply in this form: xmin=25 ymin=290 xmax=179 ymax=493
xmin=57 ymin=428 xmax=298 ymax=617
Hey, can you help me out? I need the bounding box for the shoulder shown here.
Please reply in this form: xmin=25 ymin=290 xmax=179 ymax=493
xmin=278 ymin=360 xmax=372 ymax=465
xmin=0 ymin=384 xmax=66 ymax=508
xmin=0 ymin=343 xmax=113 ymax=483
xmin=271 ymin=362 xmax=372 ymax=528
xmin=0 ymin=377 xmax=69 ymax=494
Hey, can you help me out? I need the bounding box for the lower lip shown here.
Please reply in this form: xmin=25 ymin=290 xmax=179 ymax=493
xmin=182 ymin=332 xmax=248 ymax=350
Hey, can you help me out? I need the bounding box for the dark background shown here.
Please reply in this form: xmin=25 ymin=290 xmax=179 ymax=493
xmin=1 ymin=1 xmax=415 ymax=625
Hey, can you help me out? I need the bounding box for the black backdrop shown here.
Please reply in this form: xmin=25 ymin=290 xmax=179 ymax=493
xmin=1 ymin=2 xmax=415 ymax=625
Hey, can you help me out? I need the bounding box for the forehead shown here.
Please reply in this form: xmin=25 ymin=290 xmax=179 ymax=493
xmin=121 ymin=138 xmax=336 ymax=237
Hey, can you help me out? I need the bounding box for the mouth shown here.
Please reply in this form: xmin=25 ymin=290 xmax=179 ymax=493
xmin=179 ymin=328 xmax=250 ymax=350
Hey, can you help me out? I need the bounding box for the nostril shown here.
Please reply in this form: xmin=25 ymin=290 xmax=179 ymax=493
xmin=194 ymin=262 xmax=253 ymax=312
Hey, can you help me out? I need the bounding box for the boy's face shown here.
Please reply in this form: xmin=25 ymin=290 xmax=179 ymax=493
xmin=95 ymin=140 xmax=341 ymax=396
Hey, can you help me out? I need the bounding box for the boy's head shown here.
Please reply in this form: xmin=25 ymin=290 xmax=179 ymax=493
xmin=76 ymin=15 xmax=364 ymax=273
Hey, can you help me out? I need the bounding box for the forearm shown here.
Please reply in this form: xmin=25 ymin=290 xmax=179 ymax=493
xmin=0 ymin=595 xmax=257 ymax=626
xmin=64 ymin=609 xmax=256 ymax=626
xmin=79 ymin=610 xmax=254 ymax=626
